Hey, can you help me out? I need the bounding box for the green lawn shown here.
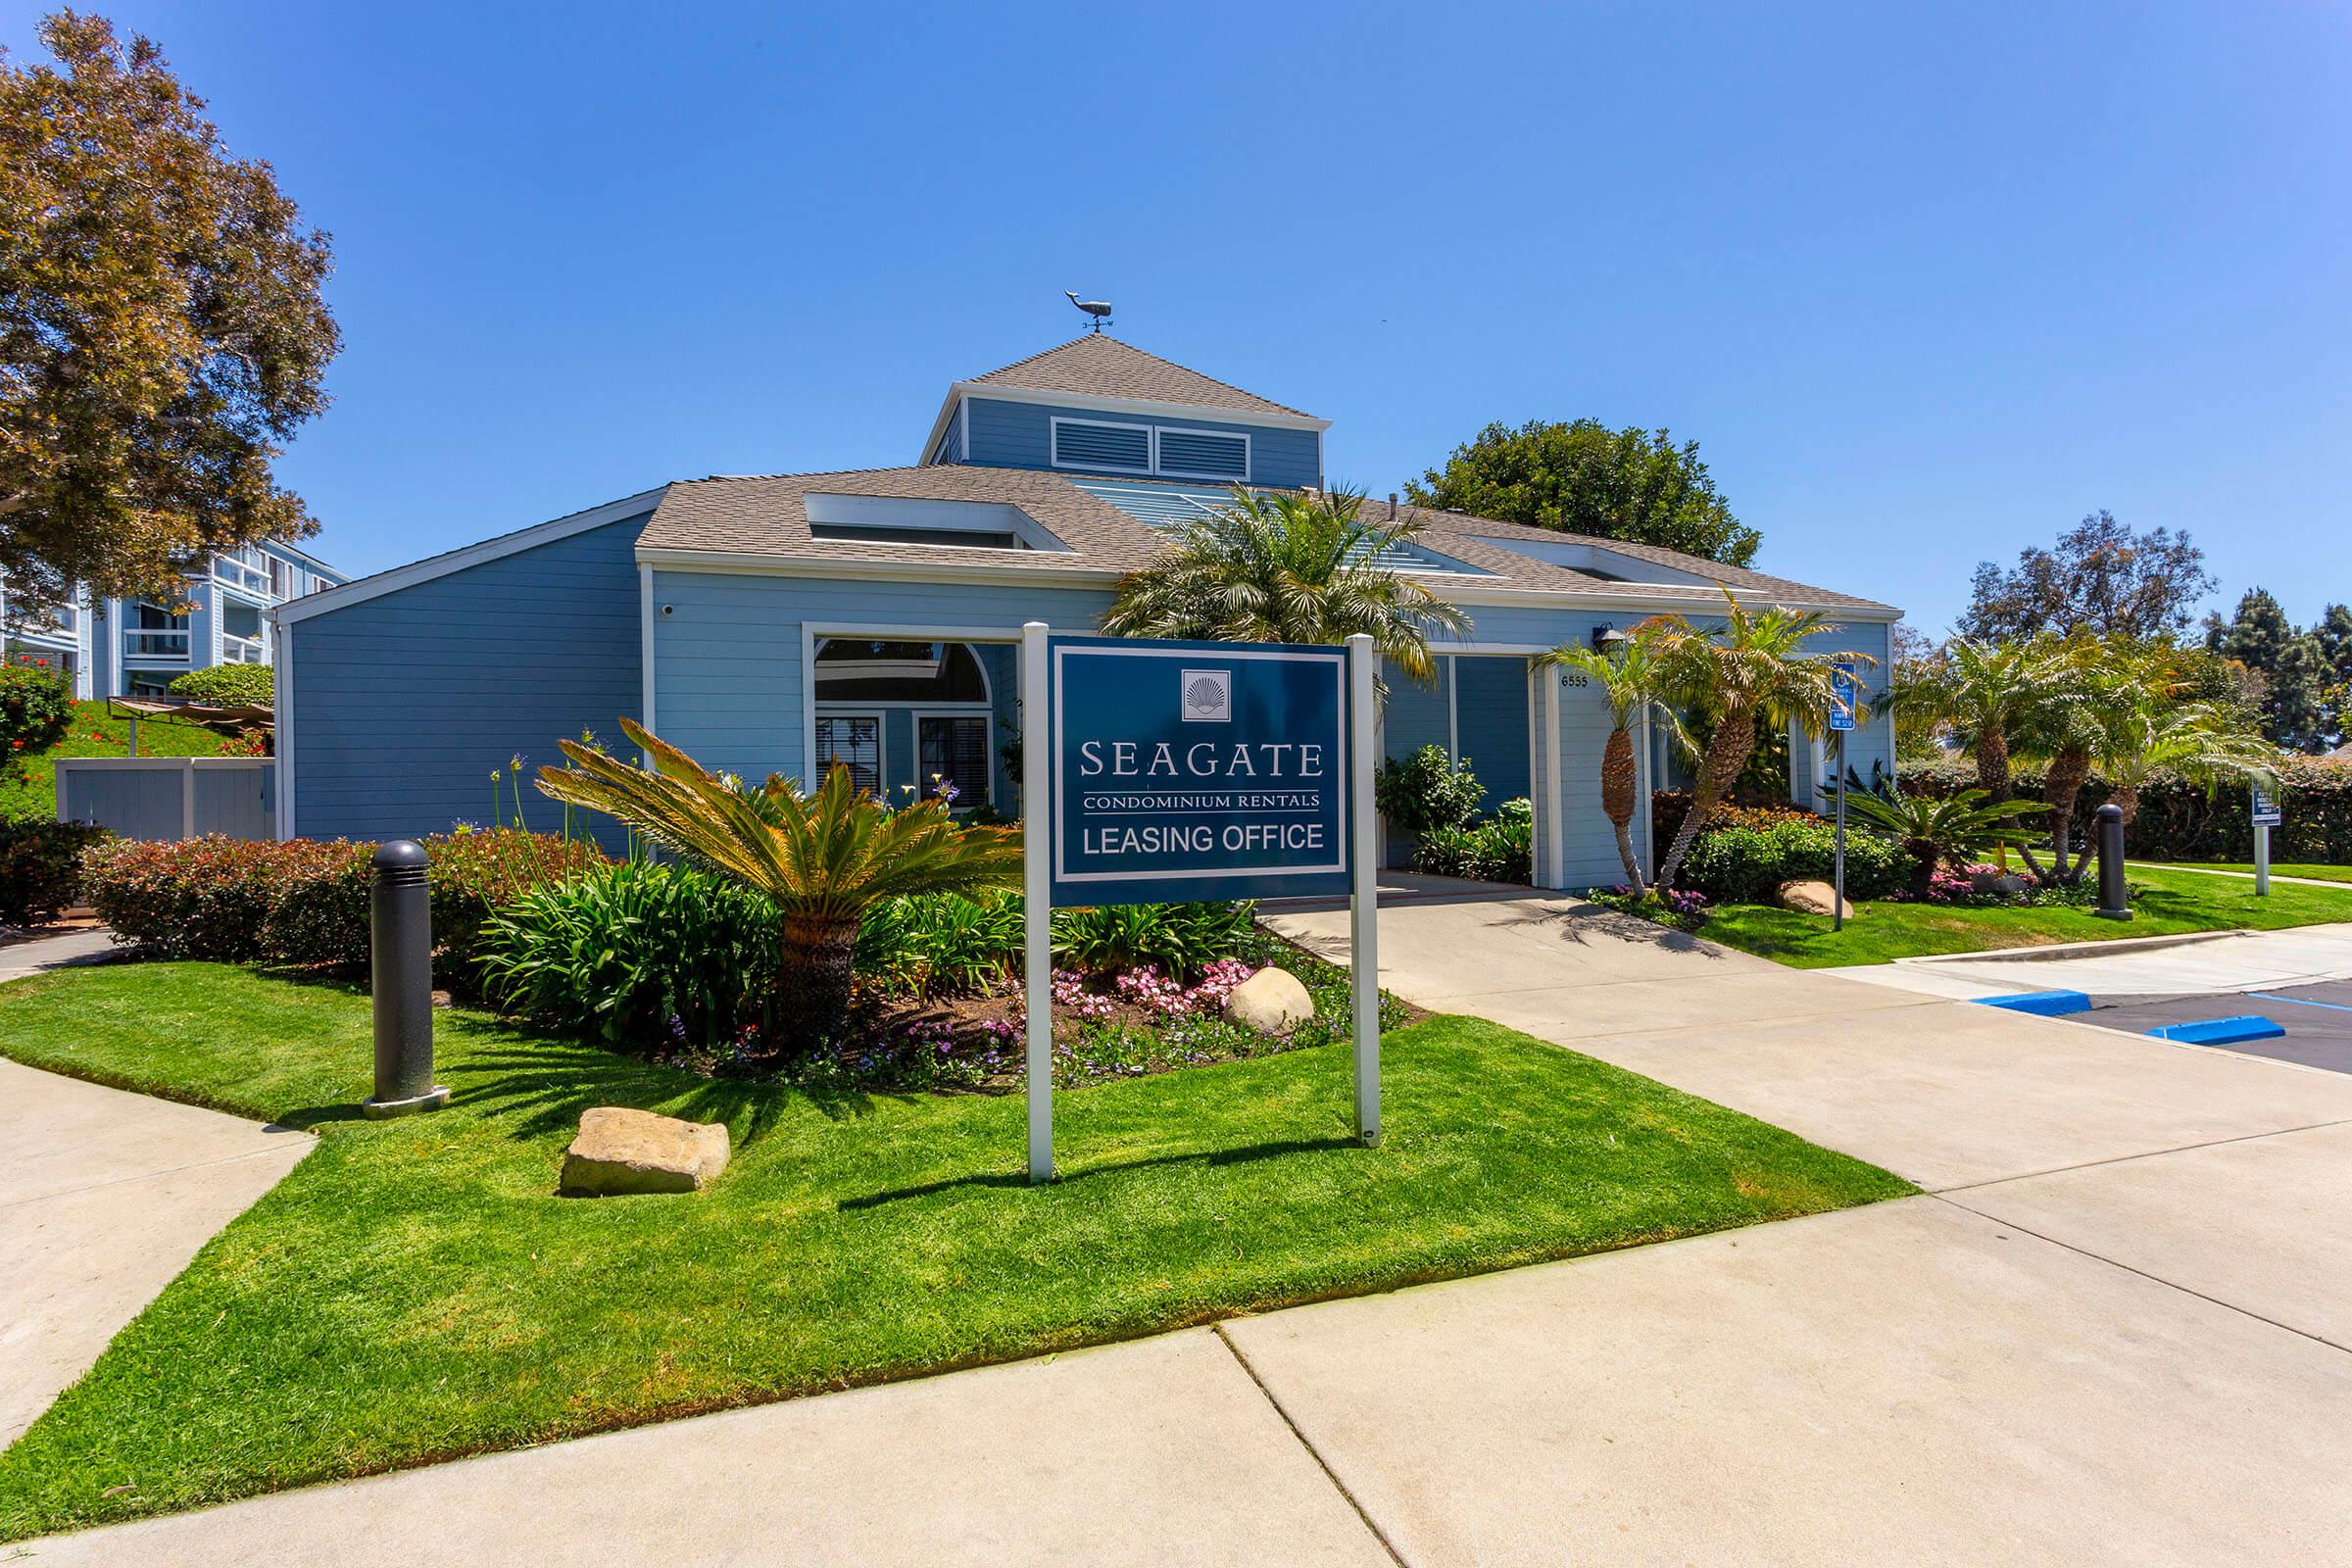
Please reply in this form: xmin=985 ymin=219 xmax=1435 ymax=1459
xmin=0 ymin=962 xmax=1908 ymax=1541
xmin=1695 ymin=864 xmax=2352 ymax=967
xmin=0 ymin=700 xmax=232 ymax=821
xmin=2152 ymin=860 xmax=2352 ymax=885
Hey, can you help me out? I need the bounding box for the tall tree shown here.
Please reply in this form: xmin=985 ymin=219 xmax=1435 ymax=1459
xmin=1537 ymin=624 xmax=1690 ymax=897
xmin=2207 ymin=588 xmax=2328 ymax=752
xmin=1957 ymin=512 xmax=2216 ymax=641
xmin=1405 ymin=419 xmax=1761 ymax=566
xmin=1 ymin=12 xmax=337 ymax=615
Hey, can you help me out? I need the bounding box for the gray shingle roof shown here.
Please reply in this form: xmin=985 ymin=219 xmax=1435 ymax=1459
xmin=966 ymin=335 xmax=1318 ymax=420
xmin=637 ymin=469 xmax=1892 ymax=615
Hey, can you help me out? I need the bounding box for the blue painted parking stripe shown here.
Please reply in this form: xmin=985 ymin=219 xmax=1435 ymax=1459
xmin=2245 ymin=991 xmax=2352 ymax=1014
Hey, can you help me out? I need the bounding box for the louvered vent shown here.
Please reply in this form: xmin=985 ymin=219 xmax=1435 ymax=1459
xmin=1052 ymin=419 xmax=1151 ymax=472
xmin=1154 ymin=428 xmax=1249 ymax=479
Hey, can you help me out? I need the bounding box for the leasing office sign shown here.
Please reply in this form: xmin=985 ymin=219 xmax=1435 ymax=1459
xmin=1048 ymin=635 xmax=1351 ymax=905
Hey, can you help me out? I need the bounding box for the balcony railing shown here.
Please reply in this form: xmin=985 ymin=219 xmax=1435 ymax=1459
xmin=213 ymin=557 xmax=271 ymax=597
xmin=220 ymin=634 xmax=266 ymax=663
xmin=123 ymin=629 xmax=191 ymax=661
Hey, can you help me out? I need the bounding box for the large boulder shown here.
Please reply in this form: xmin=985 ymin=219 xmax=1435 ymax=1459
xmin=1224 ymin=966 xmax=1315 ymax=1034
xmin=1969 ymin=867 xmax=2028 ymax=896
xmin=1778 ymin=878 xmax=1853 ymax=918
xmin=560 ymin=1106 xmax=730 ymax=1197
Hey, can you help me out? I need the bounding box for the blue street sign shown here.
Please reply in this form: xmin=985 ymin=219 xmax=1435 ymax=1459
xmin=1828 ymin=661 xmax=1857 ymax=732
xmin=1047 ymin=635 xmax=1354 ymax=905
xmin=2252 ymin=786 xmax=2282 ymax=828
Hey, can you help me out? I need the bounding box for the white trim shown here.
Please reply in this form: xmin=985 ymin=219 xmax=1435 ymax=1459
xmin=1151 ymin=423 xmax=1252 ymax=483
xmin=919 ymin=381 xmax=1330 ymax=466
xmin=273 ymin=486 xmax=670 ymax=626
xmin=638 ymin=563 xmax=656 ymax=736
xmin=1525 ymin=661 xmax=1541 ymax=879
xmin=1049 ymin=415 xmax=1154 ymax=476
xmin=633 ymin=543 xmax=1896 ymax=618
xmin=804 ymin=491 xmax=1074 ymax=554
xmin=274 ymin=627 xmax=294 ymax=840
xmin=1544 ymin=668 xmax=1565 ymax=889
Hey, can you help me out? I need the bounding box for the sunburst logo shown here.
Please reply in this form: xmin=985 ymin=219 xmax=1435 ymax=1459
xmin=1180 ymin=667 xmax=1231 ymax=722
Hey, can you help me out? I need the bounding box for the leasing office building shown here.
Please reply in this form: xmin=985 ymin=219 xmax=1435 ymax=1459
xmin=271 ymin=334 xmax=1898 ymax=888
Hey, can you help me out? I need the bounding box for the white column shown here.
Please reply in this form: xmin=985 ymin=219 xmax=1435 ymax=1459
xmin=1347 ymin=634 xmax=1380 ymax=1148
xmin=1020 ymin=622 xmax=1053 ymax=1183
xmin=1544 ymin=666 xmax=1565 ymax=889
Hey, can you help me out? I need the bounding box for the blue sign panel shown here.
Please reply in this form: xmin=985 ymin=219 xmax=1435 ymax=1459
xmin=2252 ymin=786 xmax=2282 ymax=827
xmin=1049 ymin=635 xmax=1352 ymax=906
xmin=1828 ymin=661 xmax=1857 ymax=732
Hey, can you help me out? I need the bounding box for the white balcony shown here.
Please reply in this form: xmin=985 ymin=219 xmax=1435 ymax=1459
xmin=220 ymin=634 xmax=266 ymax=663
xmin=123 ymin=629 xmax=191 ymax=661
xmin=213 ymin=556 xmax=272 ymax=597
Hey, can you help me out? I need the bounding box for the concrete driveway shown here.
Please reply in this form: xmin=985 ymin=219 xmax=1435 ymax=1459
xmin=23 ymin=889 xmax=2352 ymax=1563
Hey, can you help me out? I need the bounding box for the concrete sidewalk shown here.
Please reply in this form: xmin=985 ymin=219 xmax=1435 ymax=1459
xmin=23 ymin=891 xmax=2352 ymax=1562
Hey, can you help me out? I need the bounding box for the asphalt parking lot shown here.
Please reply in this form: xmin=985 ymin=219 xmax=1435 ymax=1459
xmin=2078 ymin=980 xmax=2352 ymax=1075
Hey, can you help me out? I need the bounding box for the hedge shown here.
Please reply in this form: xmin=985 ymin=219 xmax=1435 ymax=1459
xmin=0 ymin=818 xmax=108 ymax=926
xmin=168 ymin=662 xmax=274 ymax=707
xmin=80 ymin=829 xmax=609 ymax=985
xmin=1895 ymin=756 xmax=2352 ymax=865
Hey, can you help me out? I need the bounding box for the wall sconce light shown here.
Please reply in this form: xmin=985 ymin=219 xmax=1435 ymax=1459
xmin=1591 ymin=625 xmax=1629 ymax=655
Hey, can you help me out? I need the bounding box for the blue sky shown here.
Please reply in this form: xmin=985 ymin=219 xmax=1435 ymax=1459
xmin=13 ymin=0 xmax=2347 ymax=633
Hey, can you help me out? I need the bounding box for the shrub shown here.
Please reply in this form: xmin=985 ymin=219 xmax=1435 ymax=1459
xmin=0 ymin=818 xmax=108 ymax=925
xmin=1676 ymin=810 xmax=1907 ymax=904
xmin=168 ymin=663 xmax=274 ymax=707
xmin=856 ymin=892 xmax=1023 ymax=997
xmin=1374 ymin=744 xmax=1486 ymax=839
xmin=0 ymin=658 xmax=74 ymax=781
xmin=80 ymin=828 xmax=607 ymax=977
xmin=1897 ymin=754 xmax=2352 ymax=865
xmin=1050 ymin=900 xmax=1258 ymax=979
xmin=1413 ymin=798 xmax=1534 ymax=884
xmin=477 ymin=861 xmax=779 ymax=1051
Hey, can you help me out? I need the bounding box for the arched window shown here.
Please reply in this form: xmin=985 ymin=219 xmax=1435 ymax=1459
xmin=812 ymin=639 xmax=989 ymax=704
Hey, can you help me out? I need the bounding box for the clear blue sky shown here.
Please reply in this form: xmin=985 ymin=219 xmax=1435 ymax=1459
xmin=13 ymin=0 xmax=2348 ymax=634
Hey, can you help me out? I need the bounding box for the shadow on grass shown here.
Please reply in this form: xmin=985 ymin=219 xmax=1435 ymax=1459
xmin=837 ymin=1134 xmax=1358 ymax=1210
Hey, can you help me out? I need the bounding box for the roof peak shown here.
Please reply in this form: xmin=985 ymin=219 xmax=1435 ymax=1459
xmin=964 ymin=334 xmax=1316 ymax=420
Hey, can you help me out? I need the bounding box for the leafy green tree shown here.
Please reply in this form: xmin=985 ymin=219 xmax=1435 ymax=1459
xmin=1101 ymin=487 xmax=1467 ymax=685
xmin=1958 ymin=512 xmax=2216 ymax=641
xmin=1405 ymin=419 xmax=1760 ymax=566
xmin=1 ymin=13 xmax=338 ymax=615
xmin=2206 ymin=588 xmax=2328 ymax=751
xmin=535 ymin=720 xmax=1025 ymax=1054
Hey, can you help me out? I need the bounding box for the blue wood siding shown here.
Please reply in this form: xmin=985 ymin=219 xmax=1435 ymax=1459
xmin=651 ymin=570 xmax=1116 ymax=799
xmin=958 ymin=396 xmax=1322 ymax=490
xmin=287 ymin=514 xmax=650 ymax=848
xmin=928 ymin=402 xmax=965 ymax=465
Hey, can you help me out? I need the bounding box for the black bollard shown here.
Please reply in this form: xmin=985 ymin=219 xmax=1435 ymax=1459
xmin=2091 ymin=803 xmax=2132 ymax=922
xmin=363 ymin=840 xmax=450 ymax=1117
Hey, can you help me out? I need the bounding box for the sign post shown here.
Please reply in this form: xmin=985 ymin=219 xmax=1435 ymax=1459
xmin=1828 ymin=661 xmax=1856 ymax=933
xmin=1347 ymin=633 xmax=1380 ymax=1146
xmin=1020 ymin=630 xmax=1371 ymax=1183
xmin=2252 ymin=784 xmax=2281 ymax=898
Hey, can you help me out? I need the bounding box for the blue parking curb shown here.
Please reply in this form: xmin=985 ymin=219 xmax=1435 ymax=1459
xmin=2145 ymin=1015 xmax=2287 ymax=1046
xmin=1973 ymin=990 xmax=2091 ymax=1017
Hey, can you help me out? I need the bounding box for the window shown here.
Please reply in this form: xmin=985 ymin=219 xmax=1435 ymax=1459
xmin=1050 ymin=417 xmax=1152 ymax=473
xmin=813 ymin=640 xmax=989 ymax=703
xmin=918 ymin=716 xmax=991 ymax=808
xmin=813 ymin=715 xmax=882 ymax=796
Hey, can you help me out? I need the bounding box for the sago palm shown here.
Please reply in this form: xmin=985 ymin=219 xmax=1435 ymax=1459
xmin=1540 ymin=623 xmax=1690 ymax=896
xmin=1101 ymin=486 xmax=1468 ymax=684
xmin=1845 ymin=788 xmax=2046 ymax=900
xmin=1650 ymin=589 xmax=1873 ymax=891
xmin=536 ymin=718 xmax=1024 ymax=1054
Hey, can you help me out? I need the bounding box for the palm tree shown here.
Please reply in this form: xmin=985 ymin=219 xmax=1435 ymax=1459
xmin=2094 ymin=692 xmax=2278 ymax=831
xmin=1845 ymin=788 xmax=2047 ymax=900
xmin=1649 ymin=589 xmax=1874 ymax=891
xmin=1101 ymin=486 xmax=1468 ymax=684
xmin=1540 ymin=623 xmax=1690 ymax=896
xmin=1880 ymin=637 xmax=2061 ymax=804
xmin=536 ymin=719 xmax=1024 ymax=1054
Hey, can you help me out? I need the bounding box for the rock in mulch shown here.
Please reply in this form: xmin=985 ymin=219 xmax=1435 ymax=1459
xmin=559 ymin=1106 xmax=730 ymax=1197
xmin=1778 ymin=878 xmax=1853 ymax=918
xmin=1224 ymin=966 xmax=1315 ymax=1033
